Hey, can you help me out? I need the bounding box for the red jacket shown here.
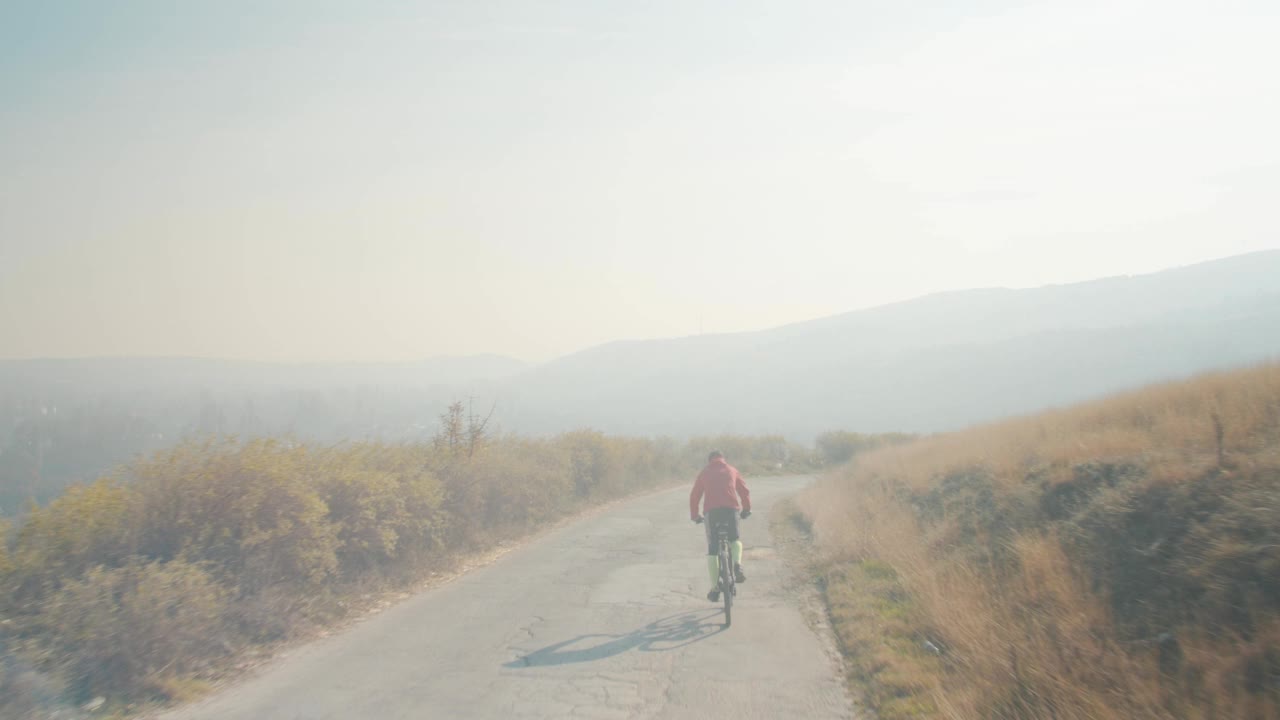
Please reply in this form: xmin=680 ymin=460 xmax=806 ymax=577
xmin=690 ymin=458 xmax=751 ymax=519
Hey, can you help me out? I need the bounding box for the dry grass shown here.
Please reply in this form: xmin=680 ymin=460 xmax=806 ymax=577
xmin=799 ymin=362 xmax=1280 ymax=719
xmin=822 ymin=557 xmax=944 ymax=719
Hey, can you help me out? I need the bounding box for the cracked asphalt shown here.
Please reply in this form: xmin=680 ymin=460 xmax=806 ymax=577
xmin=162 ymin=476 xmax=853 ymax=719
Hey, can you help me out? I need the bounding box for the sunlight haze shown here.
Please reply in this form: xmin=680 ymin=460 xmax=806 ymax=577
xmin=3 ymin=0 xmax=1278 ymax=362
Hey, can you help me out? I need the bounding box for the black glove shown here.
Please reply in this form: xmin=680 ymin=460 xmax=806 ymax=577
xmin=693 ymin=516 xmax=704 ymax=524
xmin=740 ymin=510 xmax=752 ymax=519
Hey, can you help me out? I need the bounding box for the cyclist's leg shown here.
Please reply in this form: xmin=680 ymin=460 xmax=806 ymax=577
xmin=707 ymin=509 xmax=741 ymax=580
xmin=705 ymin=519 xmax=720 ymax=596
xmin=722 ymin=510 xmax=746 ymax=581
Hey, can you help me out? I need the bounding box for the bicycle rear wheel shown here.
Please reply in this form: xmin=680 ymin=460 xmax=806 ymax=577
xmin=720 ymin=546 xmax=733 ymax=626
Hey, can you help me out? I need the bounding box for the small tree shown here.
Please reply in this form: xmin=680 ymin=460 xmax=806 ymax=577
xmin=434 ymin=402 xmax=466 ymax=456
xmin=433 ymin=400 xmax=495 ymax=460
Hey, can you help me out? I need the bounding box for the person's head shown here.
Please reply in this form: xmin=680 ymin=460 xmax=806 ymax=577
xmin=708 ymin=450 xmax=724 ymax=463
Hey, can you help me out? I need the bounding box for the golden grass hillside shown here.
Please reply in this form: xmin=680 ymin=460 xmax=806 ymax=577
xmin=798 ymin=362 xmax=1280 ymax=719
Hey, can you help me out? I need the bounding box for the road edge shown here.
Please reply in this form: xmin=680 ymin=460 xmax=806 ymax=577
xmin=769 ymin=497 xmax=865 ymax=719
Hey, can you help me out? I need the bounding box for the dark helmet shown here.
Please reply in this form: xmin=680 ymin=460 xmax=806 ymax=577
xmin=708 ymin=450 xmax=724 ymax=463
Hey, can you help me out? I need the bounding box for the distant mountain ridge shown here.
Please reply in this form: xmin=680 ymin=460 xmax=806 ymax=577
xmin=499 ymin=250 xmax=1280 ymax=437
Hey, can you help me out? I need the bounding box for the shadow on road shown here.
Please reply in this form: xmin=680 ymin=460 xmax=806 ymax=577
xmin=505 ymin=610 xmax=725 ymax=668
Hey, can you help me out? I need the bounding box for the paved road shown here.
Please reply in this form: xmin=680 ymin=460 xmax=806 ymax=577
xmin=164 ymin=476 xmax=852 ymax=719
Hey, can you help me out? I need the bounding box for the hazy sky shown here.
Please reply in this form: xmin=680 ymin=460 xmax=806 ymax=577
xmin=3 ymin=0 xmax=1278 ymax=362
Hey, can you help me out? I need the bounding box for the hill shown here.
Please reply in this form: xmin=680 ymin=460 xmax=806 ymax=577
xmin=796 ymin=362 xmax=1280 ymax=718
xmin=501 ymin=251 xmax=1280 ymax=436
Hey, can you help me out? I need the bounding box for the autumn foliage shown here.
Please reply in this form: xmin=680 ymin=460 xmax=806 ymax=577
xmin=0 ymin=419 xmax=808 ymax=712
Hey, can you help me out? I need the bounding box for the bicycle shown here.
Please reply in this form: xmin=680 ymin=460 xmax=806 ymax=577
xmin=711 ymin=522 xmax=736 ymax=627
xmin=699 ymin=511 xmax=748 ymax=627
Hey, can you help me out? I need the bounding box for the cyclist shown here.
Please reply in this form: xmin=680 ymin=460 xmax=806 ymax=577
xmin=690 ymin=450 xmax=751 ymax=602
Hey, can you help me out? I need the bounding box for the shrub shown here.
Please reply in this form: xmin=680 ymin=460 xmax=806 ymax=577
xmin=0 ymin=517 xmax=12 ymax=592
xmin=687 ymin=434 xmax=800 ymax=474
xmin=132 ymin=439 xmax=338 ymax=594
xmin=42 ymin=559 xmax=227 ymax=701
xmin=563 ymin=430 xmax=620 ymax=499
xmin=316 ymin=444 xmax=449 ymax=576
xmin=0 ymin=649 xmax=71 ymax=720
xmin=6 ymin=479 xmax=139 ymax=611
xmin=814 ymin=430 xmax=916 ymax=466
